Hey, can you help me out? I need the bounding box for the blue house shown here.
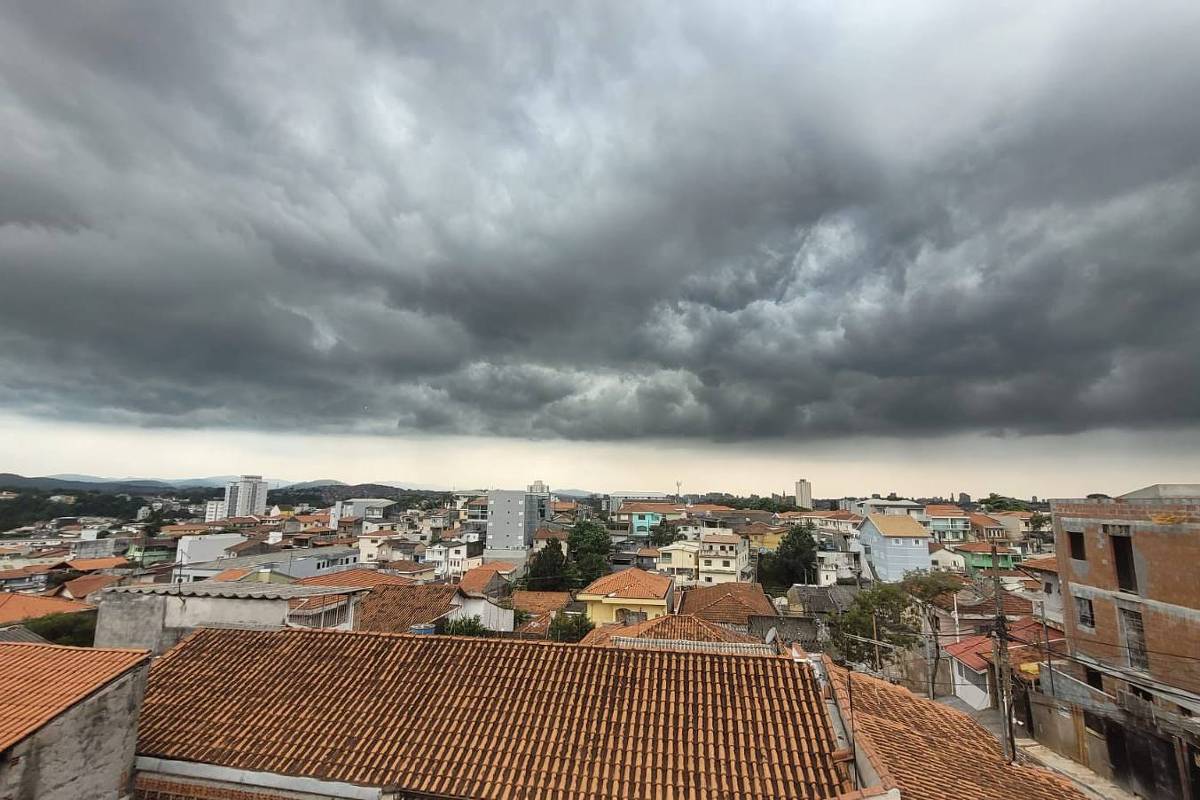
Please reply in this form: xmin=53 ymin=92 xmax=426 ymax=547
xmin=858 ymin=513 xmax=931 ymax=582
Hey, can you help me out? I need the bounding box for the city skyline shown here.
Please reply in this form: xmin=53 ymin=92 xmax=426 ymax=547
xmin=3 ymin=2 xmax=1199 ymax=495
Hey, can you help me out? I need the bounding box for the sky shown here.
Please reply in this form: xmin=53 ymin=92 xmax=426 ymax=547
xmin=1 ymin=2 xmax=1199 ymax=497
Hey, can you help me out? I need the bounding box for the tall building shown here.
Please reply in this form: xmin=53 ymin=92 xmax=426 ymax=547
xmin=1042 ymin=484 xmax=1200 ymax=799
xmin=222 ymin=475 xmax=269 ymax=517
xmin=795 ymin=479 xmax=812 ymax=510
xmin=484 ymin=482 xmax=552 ymax=560
xmin=203 ymin=499 xmax=226 ymax=522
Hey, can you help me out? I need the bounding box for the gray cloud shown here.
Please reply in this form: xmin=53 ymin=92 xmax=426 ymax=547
xmin=1 ymin=1 xmax=1199 ymax=441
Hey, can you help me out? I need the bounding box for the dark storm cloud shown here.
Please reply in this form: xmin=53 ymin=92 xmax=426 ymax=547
xmin=2 ymin=1 xmax=1200 ymax=440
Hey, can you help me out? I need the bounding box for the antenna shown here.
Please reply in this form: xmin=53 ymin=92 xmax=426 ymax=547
xmin=675 ymin=480 xmax=682 ymax=500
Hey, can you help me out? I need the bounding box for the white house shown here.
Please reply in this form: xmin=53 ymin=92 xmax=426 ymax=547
xmin=425 ymin=540 xmax=484 ymax=581
xmin=698 ymin=533 xmax=751 ymax=585
xmin=655 ymin=540 xmax=700 ymax=586
xmin=928 ymin=543 xmax=966 ymax=572
xmin=330 ymin=498 xmax=396 ymax=529
xmin=176 ymin=533 xmax=247 ymax=566
xmin=857 ymin=514 xmax=931 ymax=582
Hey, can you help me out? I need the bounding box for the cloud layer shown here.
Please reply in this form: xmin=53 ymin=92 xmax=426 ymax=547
xmin=2 ymin=1 xmax=1199 ymax=441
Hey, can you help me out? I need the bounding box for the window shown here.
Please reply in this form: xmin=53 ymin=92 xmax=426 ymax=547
xmin=1085 ymin=668 xmax=1104 ymax=690
xmin=722 ymin=560 xmax=730 ymax=567
xmin=704 ymin=559 xmax=712 ymax=566
xmin=1119 ymin=608 xmax=1148 ymax=671
xmin=1112 ymin=535 xmax=1138 ymax=594
xmin=704 ymin=576 xmax=713 ymax=583
xmin=1076 ymin=596 xmax=1095 ymax=628
xmin=1068 ymin=530 xmax=1086 ymax=560
xmin=1044 ymin=582 xmax=1053 ymax=595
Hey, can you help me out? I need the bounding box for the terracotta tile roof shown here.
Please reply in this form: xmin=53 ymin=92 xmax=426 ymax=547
xmin=0 ymin=592 xmax=94 ymax=624
xmin=134 ymin=774 xmax=296 ymax=800
xmin=456 ymin=564 xmax=509 ymax=596
xmin=636 ymin=547 xmax=660 ymax=557
xmin=924 ymin=504 xmax=967 ymax=517
xmin=968 ymin=512 xmax=1004 ymax=528
xmin=951 ymin=542 xmax=1016 ymax=554
xmin=579 ymin=567 xmax=672 ymax=601
xmin=66 ymin=556 xmax=129 ymax=571
xmin=952 ymin=591 xmax=1035 ymax=617
xmin=700 ymin=532 xmax=742 ymax=545
xmin=0 ymin=566 xmax=44 ymax=581
xmin=355 ymin=584 xmax=461 ymax=632
xmin=581 ymin=614 xmax=762 ymax=647
xmin=512 ymin=591 xmax=571 ymax=615
xmin=60 ymin=573 xmax=122 ymax=599
xmin=137 ymin=627 xmax=849 ymax=799
xmin=678 ymin=583 xmax=777 ymax=626
xmin=291 ymin=568 xmax=414 ymax=611
xmin=534 ymin=527 xmax=568 ymax=541
xmin=928 ymin=541 xmax=945 ymax=553
xmin=685 ymin=503 xmax=735 ymax=512
xmin=378 ymin=559 xmax=435 ymax=575
xmin=0 ymin=642 xmax=149 ymax=751
xmin=1020 ymin=555 xmax=1059 ymax=574
xmin=209 ymin=567 xmax=253 ymax=581
xmin=865 ymin=513 xmax=929 ymax=537
xmin=826 ymin=663 xmax=1085 ymax=800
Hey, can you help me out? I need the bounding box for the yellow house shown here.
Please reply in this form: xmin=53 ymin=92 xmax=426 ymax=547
xmin=577 ymin=568 xmax=674 ymax=625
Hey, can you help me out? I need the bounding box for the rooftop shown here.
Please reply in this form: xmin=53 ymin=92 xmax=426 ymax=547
xmin=581 ymin=614 xmax=763 ymax=648
xmin=102 ymin=582 xmax=366 ymax=601
xmin=968 ymin=512 xmax=1004 ymax=528
xmin=578 ymin=567 xmax=672 ymax=601
xmin=700 ymin=532 xmax=742 ymax=545
xmin=951 ymin=542 xmax=1016 ymax=554
xmin=1020 ymin=555 xmax=1059 ymax=574
xmin=137 ymin=627 xmax=849 ymax=799
xmin=678 ymin=583 xmax=777 ymax=626
xmin=826 ymin=662 xmax=1084 ymax=800
xmin=66 ymin=556 xmax=129 ymax=571
xmin=0 ymin=592 xmax=93 ymax=625
xmin=924 ymin=504 xmax=967 ymax=517
xmin=1 ymin=642 xmax=149 ymax=752
xmin=183 ymin=546 xmax=359 ymax=572
xmin=458 ymin=564 xmax=510 ymax=596
xmin=865 ymin=513 xmax=929 ymax=538
xmin=355 ymin=584 xmax=462 ymax=633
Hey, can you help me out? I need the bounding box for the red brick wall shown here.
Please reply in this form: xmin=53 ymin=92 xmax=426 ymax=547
xmin=1053 ymin=499 xmax=1200 ymax=694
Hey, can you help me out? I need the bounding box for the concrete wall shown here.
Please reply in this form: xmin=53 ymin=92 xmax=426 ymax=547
xmin=453 ymin=597 xmax=515 ymax=632
xmin=94 ymin=592 xmax=288 ymax=654
xmin=0 ymin=665 xmax=147 ymax=800
xmin=176 ymin=533 xmax=247 ymax=565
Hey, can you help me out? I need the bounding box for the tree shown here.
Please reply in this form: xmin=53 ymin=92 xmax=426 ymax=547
xmin=444 ymin=615 xmax=488 ymax=636
xmin=901 ymin=571 xmax=967 ymax=697
xmin=575 ymin=551 xmax=609 ymax=587
xmin=648 ymin=520 xmax=681 ymax=548
xmin=526 ymin=539 xmax=571 ymax=592
xmin=568 ymin=520 xmax=611 ymax=560
xmin=1029 ymin=511 xmax=1049 ymax=534
xmin=24 ymin=611 xmax=97 ymax=647
xmin=828 ymin=585 xmax=919 ymax=667
xmin=548 ymin=613 xmax=594 ymax=643
xmin=980 ymin=493 xmax=1029 ymax=513
xmin=759 ymin=522 xmax=818 ymax=590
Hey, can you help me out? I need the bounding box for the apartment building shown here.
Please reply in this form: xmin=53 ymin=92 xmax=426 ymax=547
xmin=1043 ymin=484 xmax=1200 ymax=800
xmin=920 ymin=504 xmax=971 ymax=543
xmin=222 ymin=476 xmax=269 ymax=518
xmin=698 ymin=533 xmax=751 ymax=585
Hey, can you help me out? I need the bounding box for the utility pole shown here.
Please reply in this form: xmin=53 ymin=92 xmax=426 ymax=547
xmin=991 ymin=545 xmax=1016 ymax=762
xmin=871 ymin=613 xmax=882 ymax=672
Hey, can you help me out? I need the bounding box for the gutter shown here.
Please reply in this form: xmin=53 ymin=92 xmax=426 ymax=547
xmin=136 ymin=757 xmax=383 ymax=799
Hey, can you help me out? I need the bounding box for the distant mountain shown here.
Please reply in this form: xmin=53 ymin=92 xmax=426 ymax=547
xmin=554 ymin=488 xmax=599 ymax=497
xmin=284 ymin=479 xmax=348 ymax=489
xmin=378 ymin=480 xmax=453 ymax=491
xmin=0 ymin=473 xmax=174 ymax=493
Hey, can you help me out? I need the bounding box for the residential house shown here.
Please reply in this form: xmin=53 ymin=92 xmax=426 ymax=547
xmin=841 ymin=497 xmax=923 ymax=517
xmin=613 ymin=502 xmax=686 ymax=535
xmin=655 ymin=539 xmax=699 ymax=586
xmin=531 ymin=527 xmax=569 ymax=553
xmin=605 ymin=490 xmax=670 ymax=514
xmin=357 ymin=530 xmax=395 ymax=562
xmin=927 ymin=540 xmax=965 ymax=572
xmin=0 ymin=642 xmax=150 ymax=800
xmin=943 ymin=618 xmax=1065 ymax=713
xmin=1037 ymin=485 xmax=1200 ymax=800
xmin=0 ymin=565 xmax=53 ymax=592
xmin=857 ymin=513 xmax=931 ymax=582
xmin=1019 ymin=554 xmax=1063 ymax=626
xmin=93 ymin=582 xmax=369 ymax=653
xmin=377 ymin=538 xmax=426 ymax=563
xmin=511 ymin=590 xmax=571 ymax=637
xmin=329 ymin=498 xmax=395 ymax=529
xmin=577 ymin=568 xmax=674 ymax=624
xmin=677 ymin=581 xmax=778 ymax=633
xmin=737 ymin=521 xmax=788 ymax=551
xmin=355 ymin=583 xmax=514 ymax=633
xmin=969 ymin=512 xmax=1010 ymax=544
xmin=920 ymin=504 xmax=971 ymax=543
xmin=948 ymin=541 xmax=1023 ymax=572
xmin=379 ymin=558 xmax=437 ymax=583
xmin=458 ymin=563 xmax=513 ymax=599
xmin=581 ymin=613 xmax=773 ymax=655
xmin=425 ymin=539 xmax=484 ymax=582
xmin=48 ymin=572 xmax=124 ymax=601
xmin=130 ymin=625 xmax=1086 ymax=800
xmin=698 ymin=532 xmax=752 ymax=584
xmin=175 ymin=532 xmax=247 ymax=565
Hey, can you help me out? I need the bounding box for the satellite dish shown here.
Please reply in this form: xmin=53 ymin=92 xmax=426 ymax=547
xmin=765 ymin=627 xmax=778 ymax=645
